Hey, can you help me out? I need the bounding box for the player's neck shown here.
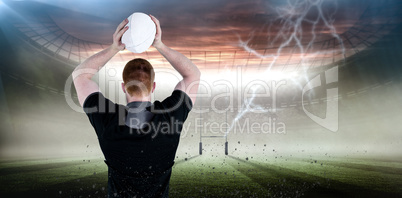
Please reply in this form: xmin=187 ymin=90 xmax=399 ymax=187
xmin=126 ymin=95 xmax=151 ymax=103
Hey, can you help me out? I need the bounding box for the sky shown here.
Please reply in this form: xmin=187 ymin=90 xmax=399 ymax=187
xmin=0 ymin=0 xmax=401 ymax=159
xmin=40 ymin=0 xmax=367 ymax=50
xmin=1 ymin=0 xmax=382 ymax=76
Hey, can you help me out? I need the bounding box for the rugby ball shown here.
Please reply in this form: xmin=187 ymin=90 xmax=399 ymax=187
xmin=122 ymin=12 xmax=156 ymax=53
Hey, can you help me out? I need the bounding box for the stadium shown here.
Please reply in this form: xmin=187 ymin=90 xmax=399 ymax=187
xmin=0 ymin=0 xmax=401 ymax=197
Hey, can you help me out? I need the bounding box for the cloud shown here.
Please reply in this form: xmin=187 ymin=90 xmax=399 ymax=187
xmin=7 ymin=0 xmax=373 ymax=71
xmin=45 ymin=0 xmax=365 ymax=53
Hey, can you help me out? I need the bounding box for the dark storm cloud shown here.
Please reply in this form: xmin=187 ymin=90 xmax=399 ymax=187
xmin=16 ymin=0 xmax=368 ymax=52
xmin=45 ymin=0 xmax=269 ymax=49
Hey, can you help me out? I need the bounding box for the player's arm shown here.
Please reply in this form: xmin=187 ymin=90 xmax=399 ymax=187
xmin=150 ymin=15 xmax=201 ymax=104
xmin=72 ymin=19 xmax=129 ymax=107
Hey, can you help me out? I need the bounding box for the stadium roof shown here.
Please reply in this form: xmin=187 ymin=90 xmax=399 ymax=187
xmin=2 ymin=0 xmax=401 ymax=75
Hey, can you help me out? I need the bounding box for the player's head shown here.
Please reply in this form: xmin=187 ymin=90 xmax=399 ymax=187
xmin=122 ymin=58 xmax=155 ymax=98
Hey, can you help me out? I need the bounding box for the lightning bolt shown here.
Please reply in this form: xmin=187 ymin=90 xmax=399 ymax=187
xmin=226 ymin=0 xmax=345 ymax=135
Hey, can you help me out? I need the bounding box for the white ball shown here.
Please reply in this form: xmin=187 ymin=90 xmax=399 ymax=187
xmin=122 ymin=12 xmax=156 ymax=53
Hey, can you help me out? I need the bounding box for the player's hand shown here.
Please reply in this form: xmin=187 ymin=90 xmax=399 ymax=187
xmin=149 ymin=15 xmax=163 ymax=49
xmin=112 ymin=18 xmax=129 ymax=51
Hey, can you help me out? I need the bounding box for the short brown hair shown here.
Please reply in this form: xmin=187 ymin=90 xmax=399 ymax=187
xmin=122 ymin=58 xmax=155 ymax=97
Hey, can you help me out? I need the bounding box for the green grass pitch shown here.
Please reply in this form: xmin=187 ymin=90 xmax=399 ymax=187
xmin=1 ymin=154 xmax=401 ymax=197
